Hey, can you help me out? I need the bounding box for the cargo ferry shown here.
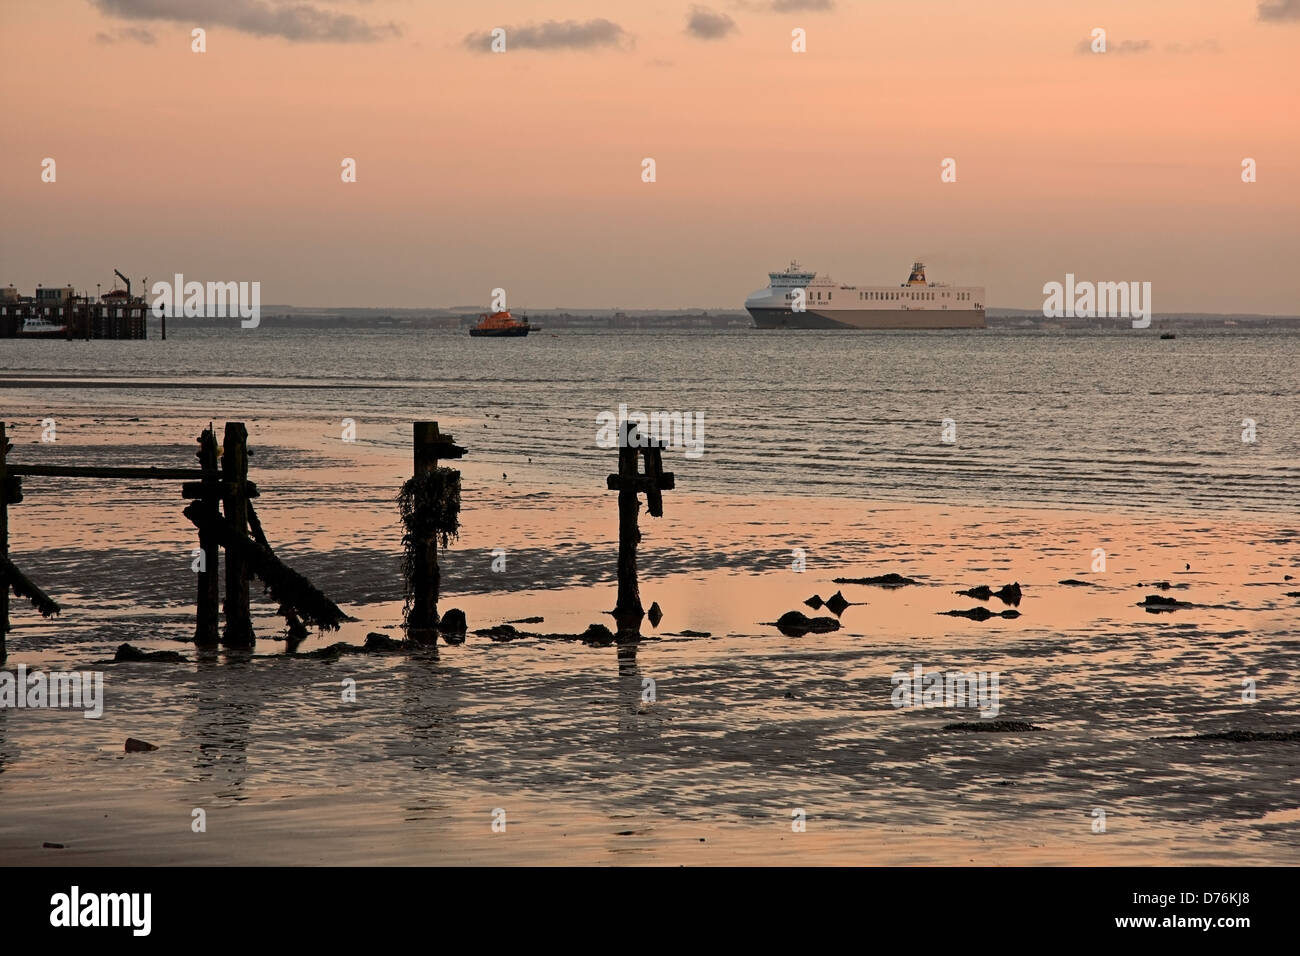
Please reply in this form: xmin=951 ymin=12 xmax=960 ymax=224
xmin=746 ymin=261 xmax=985 ymax=329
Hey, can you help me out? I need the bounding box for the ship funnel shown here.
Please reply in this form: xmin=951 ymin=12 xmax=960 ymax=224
xmin=907 ymin=261 xmax=927 ymax=285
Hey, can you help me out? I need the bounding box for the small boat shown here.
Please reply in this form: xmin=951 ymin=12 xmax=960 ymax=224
xmin=469 ymin=310 xmax=531 ymax=337
xmin=17 ymin=315 xmax=67 ymax=339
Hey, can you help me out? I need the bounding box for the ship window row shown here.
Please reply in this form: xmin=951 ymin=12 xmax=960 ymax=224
xmin=850 ymin=291 xmax=976 ymax=302
xmin=780 ymin=289 xmax=976 ymax=305
xmin=855 ymin=291 xmax=945 ymax=301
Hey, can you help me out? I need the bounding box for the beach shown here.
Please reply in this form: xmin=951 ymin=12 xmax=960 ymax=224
xmin=1 ymin=328 xmax=1298 ymax=865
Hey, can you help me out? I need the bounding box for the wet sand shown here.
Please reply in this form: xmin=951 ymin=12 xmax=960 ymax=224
xmin=2 ymin=408 xmax=1298 ymax=865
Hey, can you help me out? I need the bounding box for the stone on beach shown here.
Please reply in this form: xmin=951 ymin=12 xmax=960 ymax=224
xmin=993 ymin=582 xmax=1022 ymax=606
xmin=110 ymin=643 xmax=188 ymax=664
xmin=474 ymin=624 xmax=525 ymax=641
xmin=1139 ymin=594 xmax=1191 ymax=611
xmin=803 ymin=595 xmax=824 ymax=609
xmin=438 ymin=608 xmax=468 ymax=636
xmin=647 ymin=602 xmax=663 ymax=627
xmin=436 ymin=606 xmax=468 ymax=644
xmin=958 ymin=583 xmax=1021 ymax=605
xmin=124 ymin=737 xmax=158 ymax=752
xmin=832 ymin=572 xmax=918 ymax=587
xmin=580 ymin=623 xmax=616 ymax=645
xmin=363 ymin=632 xmax=405 ymax=652
xmin=771 ymin=610 xmax=841 ymax=636
xmin=941 ymin=607 xmax=1020 ymax=621
xmin=824 ymin=590 xmax=850 ymax=615
xmin=943 ymin=721 xmax=1043 ymax=733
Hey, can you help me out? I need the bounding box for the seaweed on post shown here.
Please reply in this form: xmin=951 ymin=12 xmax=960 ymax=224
xmin=397 ymin=466 xmax=461 ymax=630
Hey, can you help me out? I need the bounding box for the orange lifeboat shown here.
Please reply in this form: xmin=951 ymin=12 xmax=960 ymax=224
xmin=468 ymin=310 xmax=531 ymax=337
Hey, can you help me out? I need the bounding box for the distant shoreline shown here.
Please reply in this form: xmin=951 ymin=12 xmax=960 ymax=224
xmin=118 ymin=309 xmax=1300 ymax=331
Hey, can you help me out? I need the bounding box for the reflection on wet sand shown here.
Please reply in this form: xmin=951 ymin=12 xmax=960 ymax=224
xmin=397 ymin=647 xmax=462 ymax=776
xmin=188 ymin=650 xmax=262 ymax=799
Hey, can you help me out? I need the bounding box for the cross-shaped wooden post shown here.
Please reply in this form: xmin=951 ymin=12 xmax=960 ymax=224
xmin=408 ymin=421 xmax=466 ymax=644
xmin=606 ymin=419 xmax=675 ymax=634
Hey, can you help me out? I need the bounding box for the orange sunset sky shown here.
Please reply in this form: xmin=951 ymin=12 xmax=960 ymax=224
xmin=1 ymin=0 xmax=1297 ymax=312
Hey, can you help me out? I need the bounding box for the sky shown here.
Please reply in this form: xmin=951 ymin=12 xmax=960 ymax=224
xmin=1 ymin=0 xmax=1298 ymax=312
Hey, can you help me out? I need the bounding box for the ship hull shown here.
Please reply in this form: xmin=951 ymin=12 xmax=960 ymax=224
xmin=469 ymin=326 xmax=530 ymax=337
xmin=748 ymin=307 xmax=985 ymax=330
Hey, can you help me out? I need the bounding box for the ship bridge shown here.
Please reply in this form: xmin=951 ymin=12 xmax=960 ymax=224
xmin=769 ymin=260 xmax=816 ymax=288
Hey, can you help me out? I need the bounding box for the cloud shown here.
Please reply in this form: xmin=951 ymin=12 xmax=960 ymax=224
xmin=94 ymin=26 xmax=157 ymax=44
xmin=737 ymin=0 xmax=834 ymax=11
xmin=1258 ymin=0 xmax=1300 ymax=21
xmin=1165 ymin=39 xmax=1222 ymax=54
xmin=90 ymin=0 xmax=401 ymax=43
xmin=462 ymin=18 xmax=627 ymax=52
xmin=686 ymin=6 xmax=738 ymax=40
xmin=1075 ymin=37 xmax=1151 ymax=54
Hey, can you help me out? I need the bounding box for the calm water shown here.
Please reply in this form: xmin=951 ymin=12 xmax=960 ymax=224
xmin=4 ymin=326 xmax=1297 ymax=514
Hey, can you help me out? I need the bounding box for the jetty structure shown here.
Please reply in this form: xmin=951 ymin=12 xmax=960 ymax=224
xmin=1 ymin=270 xmax=152 ymax=340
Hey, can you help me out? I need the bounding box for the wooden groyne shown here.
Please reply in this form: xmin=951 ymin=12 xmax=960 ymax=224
xmin=0 ymin=421 xmax=345 ymax=662
xmin=0 ymin=414 xmax=680 ymax=660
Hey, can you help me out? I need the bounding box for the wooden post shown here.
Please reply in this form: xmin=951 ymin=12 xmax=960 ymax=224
xmin=407 ymin=422 xmax=465 ymax=643
xmin=221 ymin=422 xmax=254 ymax=647
xmin=0 ymin=422 xmax=9 ymax=663
xmin=606 ymin=421 xmax=675 ymax=635
xmin=614 ymin=437 xmax=644 ymax=630
xmin=193 ymin=427 xmax=220 ymax=646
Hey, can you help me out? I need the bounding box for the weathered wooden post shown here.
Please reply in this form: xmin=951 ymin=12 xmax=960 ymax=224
xmin=193 ymin=427 xmax=220 ymax=646
xmin=221 ymin=422 xmax=255 ymax=647
xmin=402 ymin=422 xmax=466 ymax=644
xmin=606 ymin=420 xmax=674 ymax=635
xmin=0 ymin=422 xmax=10 ymax=663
